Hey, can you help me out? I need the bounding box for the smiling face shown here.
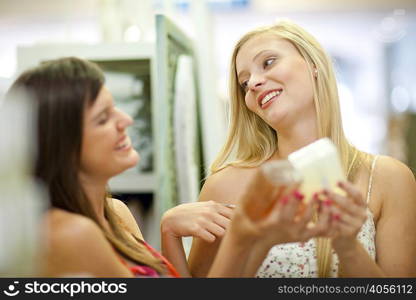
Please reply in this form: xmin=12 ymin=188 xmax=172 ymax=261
xmin=79 ymin=86 xmax=139 ymax=181
xmin=235 ymin=33 xmax=316 ymax=131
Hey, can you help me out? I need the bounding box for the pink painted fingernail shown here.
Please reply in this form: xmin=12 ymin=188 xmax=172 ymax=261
xmin=323 ymin=199 xmax=332 ymax=207
xmin=293 ymin=190 xmax=304 ymax=201
xmin=313 ymin=192 xmax=323 ymax=203
xmin=323 ymin=189 xmax=329 ymax=196
xmin=332 ymin=213 xmax=341 ymax=221
xmin=337 ymin=181 xmax=344 ymax=188
xmin=281 ymin=195 xmax=289 ymax=205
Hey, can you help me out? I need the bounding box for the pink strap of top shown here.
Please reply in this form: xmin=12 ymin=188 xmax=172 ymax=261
xmin=118 ymin=240 xmax=180 ymax=278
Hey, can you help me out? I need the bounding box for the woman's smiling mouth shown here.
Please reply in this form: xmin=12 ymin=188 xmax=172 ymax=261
xmin=257 ymin=89 xmax=283 ymax=109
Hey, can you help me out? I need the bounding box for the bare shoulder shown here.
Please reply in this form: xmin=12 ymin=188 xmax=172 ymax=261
xmin=200 ymin=166 xmax=258 ymax=205
xmin=45 ymin=209 xmax=101 ymax=238
xmin=208 ymin=165 xmax=257 ymax=183
xmin=374 ymin=155 xmax=415 ymax=188
xmin=370 ymin=157 xmax=416 ymax=276
xmin=44 ymin=209 xmax=107 ymax=252
xmin=373 ymin=155 xmax=416 ymax=206
xmin=42 ymin=209 xmax=131 ymax=277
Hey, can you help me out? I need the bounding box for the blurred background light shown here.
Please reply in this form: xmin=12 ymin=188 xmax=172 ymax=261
xmin=391 ymin=86 xmax=411 ymax=113
xmin=124 ymin=24 xmax=142 ymax=42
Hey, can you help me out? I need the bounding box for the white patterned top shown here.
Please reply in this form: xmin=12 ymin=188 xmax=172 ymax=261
xmin=256 ymin=156 xmax=378 ymax=278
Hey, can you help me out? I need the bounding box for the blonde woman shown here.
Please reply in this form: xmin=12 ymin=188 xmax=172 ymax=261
xmin=9 ymin=57 xmax=336 ymax=278
xmin=188 ymin=20 xmax=416 ymax=277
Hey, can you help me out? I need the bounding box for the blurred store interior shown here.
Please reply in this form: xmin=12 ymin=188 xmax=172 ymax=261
xmin=1 ymin=0 xmax=416 ymax=274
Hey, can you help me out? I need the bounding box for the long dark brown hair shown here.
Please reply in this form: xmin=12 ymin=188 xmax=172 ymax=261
xmin=8 ymin=57 xmax=165 ymax=274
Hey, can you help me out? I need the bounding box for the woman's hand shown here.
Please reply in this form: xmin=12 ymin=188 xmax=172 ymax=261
xmin=160 ymin=201 xmax=235 ymax=243
xmin=207 ymin=167 xmax=338 ymax=277
xmin=230 ymin=168 xmax=334 ymax=248
xmin=320 ymin=181 xmax=368 ymax=253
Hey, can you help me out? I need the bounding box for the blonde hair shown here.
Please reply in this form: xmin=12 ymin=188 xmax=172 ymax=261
xmin=211 ymin=20 xmax=370 ymax=277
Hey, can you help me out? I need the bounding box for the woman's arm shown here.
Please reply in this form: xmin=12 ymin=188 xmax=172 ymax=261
xmin=112 ymin=197 xmax=231 ymax=277
xmin=160 ymin=230 xmax=190 ymax=277
xmin=112 ymin=197 xmax=234 ymax=277
xmin=206 ymin=212 xmax=256 ymax=277
xmin=160 ymin=201 xmax=234 ymax=277
xmin=188 ymin=168 xmax=248 ymax=277
xmin=362 ymin=157 xmax=416 ymax=276
xmin=326 ymin=156 xmax=416 ymax=277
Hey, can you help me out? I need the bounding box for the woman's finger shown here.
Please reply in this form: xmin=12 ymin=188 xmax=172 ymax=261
xmin=212 ymin=214 xmax=231 ymax=230
xmin=337 ymin=181 xmax=365 ymax=207
xmin=300 ymin=203 xmax=330 ymax=239
xmin=325 ymin=218 xmax=340 ymax=238
xmin=329 ymin=195 xmax=367 ymax=224
xmin=314 ymin=202 xmax=333 ymax=235
xmin=215 ymin=203 xmax=235 ymax=219
xmin=332 ymin=219 xmax=359 ymax=237
xmin=195 ymin=228 xmax=217 ymax=243
xmin=201 ymin=220 xmax=226 ymax=238
xmin=279 ymin=189 xmax=304 ymax=221
xmin=332 ymin=209 xmax=367 ymax=230
xmin=297 ymin=196 xmax=315 ymax=227
xmin=324 ymin=190 xmax=366 ymax=218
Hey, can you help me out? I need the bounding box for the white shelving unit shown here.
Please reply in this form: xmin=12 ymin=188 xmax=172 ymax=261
xmin=17 ymin=43 xmax=155 ymax=72
xmin=109 ymin=172 xmax=155 ymax=193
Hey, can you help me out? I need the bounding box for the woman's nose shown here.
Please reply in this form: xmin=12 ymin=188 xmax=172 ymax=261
xmin=116 ymin=108 xmax=133 ymax=130
xmin=248 ymin=75 xmax=266 ymax=91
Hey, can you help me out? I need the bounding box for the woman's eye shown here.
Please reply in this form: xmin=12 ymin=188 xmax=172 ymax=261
xmin=263 ymin=58 xmax=275 ymax=68
xmin=241 ymin=80 xmax=248 ymax=90
xmin=98 ymin=113 xmax=109 ymax=125
xmin=98 ymin=118 xmax=108 ymax=125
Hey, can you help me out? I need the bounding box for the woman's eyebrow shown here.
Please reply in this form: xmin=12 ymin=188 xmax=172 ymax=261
xmin=92 ymin=105 xmax=111 ymax=121
xmin=237 ymin=49 xmax=275 ymax=80
xmin=252 ymin=49 xmax=274 ymax=62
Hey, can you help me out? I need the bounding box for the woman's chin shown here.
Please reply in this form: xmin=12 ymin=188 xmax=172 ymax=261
xmin=125 ymin=150 xmax=140 ymax=168
xmin=114 ymin=150 xmax=140 ymax=174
